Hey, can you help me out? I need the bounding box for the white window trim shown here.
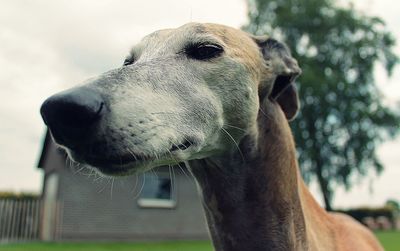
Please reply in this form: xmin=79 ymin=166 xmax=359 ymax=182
xmin=137 ymin=172 xmax=177 ymax=209
xmin=137 ymin=198 xmax=177 ymax=208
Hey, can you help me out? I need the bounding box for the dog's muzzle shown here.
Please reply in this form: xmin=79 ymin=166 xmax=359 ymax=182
xmin=40 ymin=87 xmax=104 ymax=148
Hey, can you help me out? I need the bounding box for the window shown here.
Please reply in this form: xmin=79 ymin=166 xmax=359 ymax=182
xmin=137 ymin=172 xmax=176 ymax=208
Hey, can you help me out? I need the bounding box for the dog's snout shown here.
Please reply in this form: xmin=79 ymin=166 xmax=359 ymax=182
xmin=40 ymin=88 xmax=104 ymax=144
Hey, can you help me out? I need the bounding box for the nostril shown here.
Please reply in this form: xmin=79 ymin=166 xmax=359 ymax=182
xmin=170 ymin=140 xmax=193 ymax=152
xmin=59 ymin=100 xmax=104 ymax=128
xmin=179 ymin=140 xmax=192 ymax=150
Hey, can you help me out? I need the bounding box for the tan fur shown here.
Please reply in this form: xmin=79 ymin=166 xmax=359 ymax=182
xmin=203 ymin=23 xmax=383 ymax=251
xmin=204 ymin=24 xmax=265 ymax=83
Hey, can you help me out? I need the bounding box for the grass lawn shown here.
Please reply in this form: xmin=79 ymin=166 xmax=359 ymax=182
xmin=376 ymin=231 xmax=400 ymax=251
xmin=0 ymin=241 xmax=213 ymax=251
xmin=0 ymin=232 xmax=398 ymax=251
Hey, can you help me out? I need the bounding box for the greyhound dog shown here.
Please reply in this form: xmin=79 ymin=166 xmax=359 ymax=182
xmin=40 ymin=23 xmax=383 ymax=250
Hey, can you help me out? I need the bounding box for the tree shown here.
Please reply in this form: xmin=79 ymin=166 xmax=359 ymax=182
xmin=245 ymin=0 xmax=399 ymax=210
xmin=385 ymin=199 xmax=399 ymax=212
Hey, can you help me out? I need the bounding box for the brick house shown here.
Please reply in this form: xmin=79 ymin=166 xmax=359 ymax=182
xmin=38 ymin=130 xmax=209 ymax=241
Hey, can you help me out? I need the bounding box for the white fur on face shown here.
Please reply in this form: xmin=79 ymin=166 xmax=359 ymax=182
xmin=63 ymin=23 xmax=261 ymax=175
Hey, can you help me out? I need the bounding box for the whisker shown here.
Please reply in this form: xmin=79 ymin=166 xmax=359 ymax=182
xmin=64 ymin=153 xmax=69 ymax=169
xmin=150 ymin=112 xmax=175 ymax=115
xmin=80 ymin=166 xmax=95 ymax=179
xmin=221 ymin=127 xmax=245 ymax=162
xmin=98 ymin=177 xmax=112 ymax=194
xmin=110 ymin=178 xmax=114 ymax=199
xmin=88 ymin=169 xmax=96 ymax=178
xmin=157 ymin=123 xmax=193 ymax=147
xmin=130 ymin=174 xmax=139 ymax=194
xmin=168 ymin=165 xmax=176 ymax=200
xmin=151 ymin=168 xmax=159 ymax=179
xmin=165 ymin=148 xmax=191 ymax=179
xmin=173 ymin=157 xmax=191 ymax=179
xmin=93 ymin=173 xmax=105 ymax=182
xmin=177 ymin=162 xmax=191 ymax=179
xmin=259 ymin=106 xmax=272 ymax=119
xmin=223 ymin=124 xmax=247 ymax=132
xmin=126 ymin=148 xmax=138 ymax=161
xmin=69 ymin=158 xmax=76 ymax=170
xmin=73 ymin=164 xmax=86 ymax=175
xmin=272 ymin=82 xmax=294 ymax=101
xmin=153 ymin=150 xmax=160 ymax=162
xmin=172 ymin=165 xmax=176 ymax=199
xmin=132 ymin=173 xmax=146 ymax=200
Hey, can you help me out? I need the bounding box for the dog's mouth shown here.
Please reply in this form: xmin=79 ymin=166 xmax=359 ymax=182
xmin=85 ymin=154 xmax=145 ymax=169
xmin=85 ymin=155 xmax=146 ymax=175
xmin=69 ymin=139 xmax=195 ymax=175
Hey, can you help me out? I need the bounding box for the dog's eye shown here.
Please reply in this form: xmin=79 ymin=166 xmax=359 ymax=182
xmin=123 ymin=57 xmax=135 ymax=66
xmin=186 ymin=44 xmax=224 ymax=60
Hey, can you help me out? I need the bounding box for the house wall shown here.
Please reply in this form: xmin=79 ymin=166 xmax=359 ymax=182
xmin=54 ymin=167 xmax=209 ymax=240
xmin=41 ymin=173 xmax=59 ymax=241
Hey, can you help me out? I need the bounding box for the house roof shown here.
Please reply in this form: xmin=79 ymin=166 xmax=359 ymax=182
xmin=37 ymin=129 xmax=51 ymax=169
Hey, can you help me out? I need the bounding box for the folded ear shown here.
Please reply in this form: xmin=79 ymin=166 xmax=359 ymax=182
xmin=253 ymin=36 xmax=301 ymax=121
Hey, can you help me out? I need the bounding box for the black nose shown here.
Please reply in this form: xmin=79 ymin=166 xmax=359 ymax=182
xmin=40 ymin=87 xmax=104 ymax=145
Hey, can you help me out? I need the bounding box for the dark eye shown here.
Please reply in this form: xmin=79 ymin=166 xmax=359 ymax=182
xmin=186 ymin=43 xmax=224 ymax=60
xmin=123 ymin=57 xmax=135 ymax=66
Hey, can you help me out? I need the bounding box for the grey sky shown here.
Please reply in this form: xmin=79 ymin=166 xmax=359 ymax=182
xmin=0 ymin=0 xmax=398 ymax=208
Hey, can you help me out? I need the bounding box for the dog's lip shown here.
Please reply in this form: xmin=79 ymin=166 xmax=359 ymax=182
xmin=83 ymin=155 xmax=142 ymax=175
xmin=94 ymin=163 xmax=133 ymax=175
xmin=84 ymin=154 xmax=144 ymax=168
xmin=68 ymin=139 xmax=198 ymax=174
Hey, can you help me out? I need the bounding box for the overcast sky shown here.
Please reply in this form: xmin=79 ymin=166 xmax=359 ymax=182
xmin=0 ymin=0 xmax=398 ymax=208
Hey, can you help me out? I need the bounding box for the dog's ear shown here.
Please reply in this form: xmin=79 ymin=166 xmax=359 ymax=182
xmin=253 ymin=36 xmax=302 ymax=121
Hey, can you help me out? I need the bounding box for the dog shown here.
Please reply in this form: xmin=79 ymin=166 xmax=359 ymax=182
xmin=41 ymin=23 xmax=383 ymax=251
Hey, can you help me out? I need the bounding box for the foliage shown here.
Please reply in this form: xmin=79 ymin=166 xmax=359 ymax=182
xmin=337 ymin=206 xmax=396 ymax=224
xmin=0 ymin=191 xmax=39 ymax=200
xmin=385 ymin=199 xmax=400 ymax=212
xmin=244 ymin=0 xmax=399 ymax=210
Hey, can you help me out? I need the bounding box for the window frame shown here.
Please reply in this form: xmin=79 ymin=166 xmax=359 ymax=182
xmin=137 ymin=171 xmax=177 ymax=209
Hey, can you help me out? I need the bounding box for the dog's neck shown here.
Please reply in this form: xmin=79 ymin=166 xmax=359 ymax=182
xmin=189 ymin=103 xmax=310 ymax=251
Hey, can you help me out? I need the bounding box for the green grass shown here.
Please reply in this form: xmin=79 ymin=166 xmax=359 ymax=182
xmin=0 ymin=232 xmax=398 ymax=251
xmin=376 ymin=231 xmax=400 ymax=251
xmin=0 ymin=241 xmax=213 ymax=251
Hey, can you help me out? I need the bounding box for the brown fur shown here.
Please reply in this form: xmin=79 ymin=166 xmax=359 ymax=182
xmin=189 ymin=23 xmax=383 ymax=251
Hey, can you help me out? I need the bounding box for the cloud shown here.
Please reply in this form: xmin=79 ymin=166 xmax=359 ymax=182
xmin=0 ymin=0 xmax=247 ymax=192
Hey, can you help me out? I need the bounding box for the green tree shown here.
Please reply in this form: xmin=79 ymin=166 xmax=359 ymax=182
xmin=245 ymin=0 xmax=399 ymax=210
xmin=385 ymin=199 xmax=400 ymax=212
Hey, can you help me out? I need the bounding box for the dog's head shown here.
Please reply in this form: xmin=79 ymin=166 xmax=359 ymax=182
xmin=40 ymin=23 xmax=300 ymax=175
